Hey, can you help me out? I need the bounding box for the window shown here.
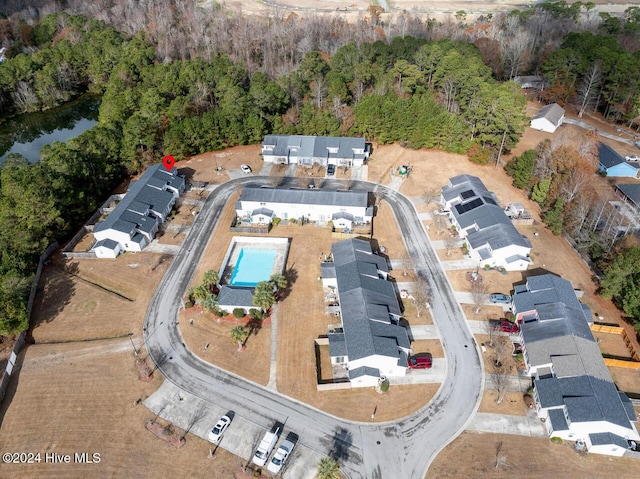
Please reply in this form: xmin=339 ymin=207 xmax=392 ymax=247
xmin=335 ymin=356 xmax=345 ymax=364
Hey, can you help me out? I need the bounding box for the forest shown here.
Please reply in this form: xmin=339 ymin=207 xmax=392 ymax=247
xmin=0 ymin=2 xmax=639 ymax=335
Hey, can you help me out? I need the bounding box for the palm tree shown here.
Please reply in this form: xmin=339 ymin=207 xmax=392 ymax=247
xmin=202 ymin=269 xmax=219 ymax=291
xmin=230 ymin=325 xmax=248 ymax=350
xmin=316 ymin=457 xmax=340 ymax=479
xmin=191 ymin=284 xmax=209 ymax=301
xmin=201 ymin=293 xmax=217 ymax=313
xmin=253 ymin=281 xmax=276 ymax=312
xmin=269 ymin=273 xmax=287 ymax=291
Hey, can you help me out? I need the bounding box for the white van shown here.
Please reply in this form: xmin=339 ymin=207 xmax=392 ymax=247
xmin=252 ymin=427 xmax=280 ymax=467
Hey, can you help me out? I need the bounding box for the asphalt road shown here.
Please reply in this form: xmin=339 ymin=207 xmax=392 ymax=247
xmin=143 ymin=176 xmax=483 ymax=478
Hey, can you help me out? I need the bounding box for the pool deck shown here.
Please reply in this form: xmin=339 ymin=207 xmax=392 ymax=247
xmin=219 ymin=236 xmax=289 ymax=287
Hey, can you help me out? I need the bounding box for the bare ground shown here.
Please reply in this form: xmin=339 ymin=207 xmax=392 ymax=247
xmin=427 ymin=431 xmax=640 ymax=479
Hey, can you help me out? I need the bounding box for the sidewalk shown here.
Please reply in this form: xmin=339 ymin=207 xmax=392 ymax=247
xmin=466 ymin=410 xmax=547 ymax=437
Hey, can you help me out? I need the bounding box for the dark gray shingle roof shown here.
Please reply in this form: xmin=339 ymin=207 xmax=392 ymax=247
xmin=330 ymin=239 xmax=408 ymax=364
xmin=518 ymin=274 xmax=636 ymax=431
xmin=616 ymin=183 xmax=640 ymax=208
xmin=94 ymin=164 xmax=183 ymax=234
xmin=548 ymin=409 xmax=569 ymax=431
xmin=93 ymin=239 xmax=120 ymax=250
xmin=240 ymin=185 xmax=368 ymax=208
xmin=443 ymin=175 xmax=531 ymax=251
xmin=348 ymin=366 xmax=380 ymax=380
xmin=217 ymin=285 xmax=255 ymax=308
xmin=589 ymin=432 xmax=630 ymax=449
xmin=598 ymin=143 xmax=636 ymax=170
xmin=263 ymin=135 xmax=367 ymax=162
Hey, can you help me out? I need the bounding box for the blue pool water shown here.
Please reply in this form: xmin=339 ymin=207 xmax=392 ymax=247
xmin=229 ymin=248 xmax=277 ymax=287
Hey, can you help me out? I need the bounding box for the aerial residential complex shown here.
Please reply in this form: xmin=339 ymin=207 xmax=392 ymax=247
xmin=92 ymin=164 xmax=185 ymax=258
xmin=321 ymin=238 xmax=411 ymax=388
xmin=261 ymin=134 xmax=370 ymax=167
xmin=441 ymin=174 xmax=532 ymax=271
xmin=512 ymin=274 xmax=640 ymax=456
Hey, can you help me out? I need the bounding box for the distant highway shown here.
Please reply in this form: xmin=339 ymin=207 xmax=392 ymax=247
xmin=143 ymin=176 xmax=483 ymax=477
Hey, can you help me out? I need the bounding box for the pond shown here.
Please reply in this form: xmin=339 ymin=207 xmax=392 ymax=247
xmin=0 ymin=94 xmax=100 ymax=163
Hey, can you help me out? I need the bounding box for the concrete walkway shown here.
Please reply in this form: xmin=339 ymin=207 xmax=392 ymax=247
xmin=430 ymin=239 xmax=463 ymax=249
xmin=267 ymin=303 xmax=279 ymax=391
xmin=259 ymin=162 xmax=273 ymax=176
xmin=351 ymin=165 xmax=368 ymax=181
xmin=466 ymin=411 xmax=547 ymax=437
xmin=417 ymin=212 xmax=432 ymax=221
xmin=484 ymin=374 xmax=531 ymax=392
xmin=387 ymin=175 xmax=404 ymax=191
xmin=285 ymin=164 xmax=297 ymax=176
xmin=440 ymin=258 xmax=478 ymax=271
xmin=409 ymin=324 xmax=439 ymax=340
xmin=389 ymin=359 xmax=446 ymax=384
xmin=144 ymin=241 xmax=181 ymax=255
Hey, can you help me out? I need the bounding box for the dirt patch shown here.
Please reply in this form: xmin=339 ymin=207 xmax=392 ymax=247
xmin=373 ymin=200 xmax=410 ymax=259
xmin=177 ymin=144 xmax=262 ymax=186
xmin=609 ymin=366 xmax=640 ymax=395
xmin=0 ymin=339 xmax=240 ymax=478
xmin=461 ymin=304 xmax=506 ymax=321
xmin=426 ymin=432 xmax=640 ymax=479
xmin=180 ymin=308 xmax=272 ymax=385
xmin=594 ymin=331 xmax=633 ymax=359
xmin=410 ymin=339 xmax=444 ymax=358
xmin=30 ymin=253 xmax=170 ymax=343
xmin=402 ymin=300 xmax=434 ymax=326
xmin=427 ymin=431 xmax=640 ymax=479
xmin=478 ymin=390 xmax=527 ymax=416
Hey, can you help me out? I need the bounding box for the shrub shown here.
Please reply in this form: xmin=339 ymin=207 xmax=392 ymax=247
xmin=249 ymin=308 xmax=265 ymax=320
xmin=550 ymin=436 xmax=563 ymax=444
xmin=212 ymin=305 xmax=225 ymax=317
xmin=272 ymin=217 xmax=281 ymax=226
xmin=185 ymin=300 xmax=194 ymax=308
xmin=380 ymin=379 xmax=390 ymax=393
xmin=484 ymin=264 xmax=491 ymax=270
xmin=233 ymin=308 xmax=245 ymax=319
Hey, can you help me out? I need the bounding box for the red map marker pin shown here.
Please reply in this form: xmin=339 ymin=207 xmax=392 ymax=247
xmin=162 ymin=155 xmax=176 ymax=171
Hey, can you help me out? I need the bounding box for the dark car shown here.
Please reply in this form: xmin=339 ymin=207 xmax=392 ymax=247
xmin=490 ymin=293 xmax=511 ymax=304
xmin=408 ymin=356 xmax=432 ymax=369
xmin=327 ymin=164 xmax=336 ymax=176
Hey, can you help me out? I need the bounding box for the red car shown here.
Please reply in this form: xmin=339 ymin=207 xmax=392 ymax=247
xmin=408 ymin=356 xmax=432 ymax=369
xmin=497 ymin=321 xmax=519 ymax=333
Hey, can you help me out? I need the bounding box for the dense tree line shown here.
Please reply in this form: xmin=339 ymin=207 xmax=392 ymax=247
xmin=0 ymin=3 xmax=638 ymax=334
xmin=0 ymin=14 xmax=126 ymax=114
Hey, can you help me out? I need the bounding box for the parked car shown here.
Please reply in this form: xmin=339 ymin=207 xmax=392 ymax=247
xmin=491 ymin=320 xmax=519 ymax=333
xmin=208 ymin=415 xmax=231 ymax=444
xmin=267 ymin=433 xmax=298 ymax=474
xmin=490 ymin=293 xmax=511 ymax=304
xmin=241 ymin=164 xmax=252 ymax=174
xmin=327 ymin=164 xmax=336 ymax=176
xmin=408 ymin=355 xmax=432 ymax=369
xmin=625 ymin=155 xmax=640 ymax=162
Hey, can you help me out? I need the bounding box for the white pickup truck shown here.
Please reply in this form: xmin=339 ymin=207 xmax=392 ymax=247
xmin=252 ymin=427 xmax=280 ymax=467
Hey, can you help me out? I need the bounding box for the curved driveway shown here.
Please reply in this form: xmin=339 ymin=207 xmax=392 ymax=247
xmin=143 ymin=176 xmax=483 ymax=478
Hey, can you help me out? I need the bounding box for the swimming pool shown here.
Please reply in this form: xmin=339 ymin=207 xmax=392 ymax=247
xmin=229 ymin=248 xmax=277 ymax=287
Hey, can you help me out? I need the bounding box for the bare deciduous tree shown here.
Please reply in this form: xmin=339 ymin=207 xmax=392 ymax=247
xmin=422 ymin=187 xmax=441 ymax=207
xmin=444 ymin=233 xmax=457 ymax=256
xmin=411 ymin=274 xmax=432 ymax=318
xmin=470 ymin=281 xmax=489 ymax=314
xmin=432 ymin=214 xmax=448 ymax=235
xmin=490 ymin=336 xmax=511 ymax=404
xmin=495 ymin=441 xmax=508 ymax=469
xmin=577 ymin=62 xmax=602 ymax=118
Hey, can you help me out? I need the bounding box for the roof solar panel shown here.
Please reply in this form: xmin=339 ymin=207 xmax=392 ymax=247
xmin=460 ymin=189 xmax=476 ymax=200
xmin=454 ymin=197 xmax=484 ymax=214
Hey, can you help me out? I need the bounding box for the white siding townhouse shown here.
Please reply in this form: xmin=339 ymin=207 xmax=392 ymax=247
xmin=512 ymin=274 xmax=640 ymax=456
xmin=321 ymin=239 xmax=411 ymax=388
xmin=441 ymin=174 xmax=532 ymax=271
xmin=92 ymin=164 xmax=185 ymax=257
xmin=236 ymin=186 xmax=373 ymax=229
xmin=261 ymin=135 xmax=370 ymax=167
